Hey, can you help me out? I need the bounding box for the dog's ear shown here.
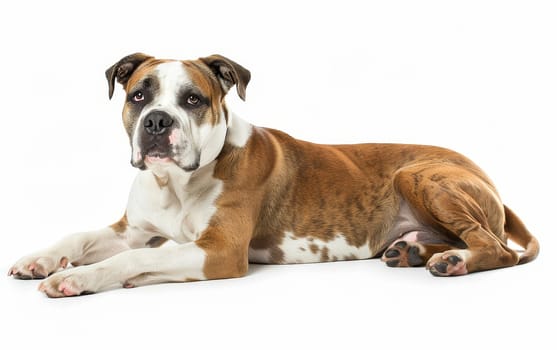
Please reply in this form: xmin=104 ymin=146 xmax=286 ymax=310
xmin=199 ymin=54 xmax=251 ymax=101
xmin=105 ymin=53 xmax=153 ymax=99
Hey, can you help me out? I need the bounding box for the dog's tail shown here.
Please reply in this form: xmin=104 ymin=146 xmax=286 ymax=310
xmin=504 ymin=205 xmax=540 ymax=264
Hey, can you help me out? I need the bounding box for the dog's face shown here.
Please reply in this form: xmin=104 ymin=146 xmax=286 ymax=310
xmin=106 ymin=53 xmax=250 ymax=171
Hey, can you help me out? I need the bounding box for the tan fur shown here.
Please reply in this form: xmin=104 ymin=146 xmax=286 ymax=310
xmin=110 ymin=213 xmax=128 ymax=234
xmin=204 ymin=124 xmax=539 ymax=274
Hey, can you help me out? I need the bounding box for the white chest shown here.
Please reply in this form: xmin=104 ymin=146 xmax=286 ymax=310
xmin=126 ymin=163 xmax=223 ymax=243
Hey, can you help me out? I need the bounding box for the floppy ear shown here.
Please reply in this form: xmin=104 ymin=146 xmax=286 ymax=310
xmin=199 ymin=54 xmax=251 ymax=101
xmin=105 ymin=53 xmax=153 ymax=99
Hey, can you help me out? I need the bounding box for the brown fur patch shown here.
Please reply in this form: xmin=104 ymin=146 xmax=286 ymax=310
xmin=110 ymin=213 xmax=128 ymax=234
xmin=309 ymin=244 xmax=319 ymax=254
xmin=125 ymin=59 xmax=169 ymax=91
xmin=320 ymin=247 xmax=330 ymax=262
xmin=154 ymin=174 xmax=168 ymax=188
xmin=196 ymin=226 xmax=250 ymax=280
xmin=394 ymin=163 xmax=521 ymax=272
xmin=203 ymin=123 xmax=531 ymax=274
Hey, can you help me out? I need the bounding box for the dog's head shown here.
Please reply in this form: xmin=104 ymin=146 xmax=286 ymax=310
xmin=106 ymin=53 xmax=250 ymax=171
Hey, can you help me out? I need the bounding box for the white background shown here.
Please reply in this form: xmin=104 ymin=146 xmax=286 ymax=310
xmin=1 ymin=1 xmax=555 ymax=349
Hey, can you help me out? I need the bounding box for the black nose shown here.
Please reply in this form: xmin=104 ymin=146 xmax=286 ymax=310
xmin=144 ymin=111 xmax=174 ymax=135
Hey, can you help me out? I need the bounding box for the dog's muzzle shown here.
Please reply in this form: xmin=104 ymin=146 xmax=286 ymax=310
xmin=141 ymin=110 xmax=175 ymax=159
xmin=132 ymin=110 xmax=200 ymax=172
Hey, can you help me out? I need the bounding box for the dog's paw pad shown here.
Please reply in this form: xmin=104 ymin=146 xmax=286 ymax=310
xmin=381 ymin=241 xmax=425 ymax=267
xmin=427 ymin=252 xmax=467 ymax=277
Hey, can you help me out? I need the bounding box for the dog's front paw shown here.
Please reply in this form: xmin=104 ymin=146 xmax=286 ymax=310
xmin=8 ymin=254 xmax=68 ymax=280
xmin=38 ymin=268 xmax=95 ymax=298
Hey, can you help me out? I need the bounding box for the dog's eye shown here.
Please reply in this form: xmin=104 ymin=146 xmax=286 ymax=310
xmin=187 ymin=95 xmax=200 ymax=106
xmin=132 ymin=91 xmax=145 ymax=102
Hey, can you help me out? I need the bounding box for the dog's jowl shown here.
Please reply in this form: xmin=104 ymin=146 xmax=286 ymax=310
xmin=8 ymin=53 xmax=539 ymax=297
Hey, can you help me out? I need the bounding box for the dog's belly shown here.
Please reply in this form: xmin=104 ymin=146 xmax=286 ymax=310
xmin=248 ymin=232 xmax=373 ymax=264
xmin=247 ymin=200 xmax=465 ymax=264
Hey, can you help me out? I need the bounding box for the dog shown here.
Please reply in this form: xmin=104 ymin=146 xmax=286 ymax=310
xmin=8 ymin=53 xmax=539 ymax=297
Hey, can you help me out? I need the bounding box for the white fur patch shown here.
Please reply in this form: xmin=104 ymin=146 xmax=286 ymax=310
xmin=154 ymin=61 xmax=190 ymax=112
xmin=198 ymin=115 xmax=227 ymax=168
xmin=126 ymin=162 xmax=223 ymax=244
xmin=226 ymin=112 xmax=253 ymax=148
xmin=249 ymin=232 xmax=372 ymax=264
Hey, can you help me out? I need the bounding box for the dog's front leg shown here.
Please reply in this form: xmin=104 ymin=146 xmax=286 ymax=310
xmin=37 ymin=242 xmax=213 ymax=297
xmin=8 ymin=218 xmax=136 ymax=279
xmin=37 ymin=223 xmax=251 ymax=298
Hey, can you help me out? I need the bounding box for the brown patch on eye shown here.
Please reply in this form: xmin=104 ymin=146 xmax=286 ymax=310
xmin=184 ymin=62 xmax=213 ymax=97
xmin=120 ymin=60 xmax=167 ymax=138
xmin=110 ymin=213 xmax=128 ymax=234
xmin=186 ymin=60 xmax=224 ymax=126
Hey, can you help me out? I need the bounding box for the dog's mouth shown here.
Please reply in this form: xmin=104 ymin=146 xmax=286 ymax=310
xmin=144 ymin=149 xmax=173 ymax=164
xmin=143 ymin=143 xmax=173 ymax=161
xmin=130 ymin=144 xmax=175 ymax=169
xmin=133 ymin=145 xmax=200 ymax=172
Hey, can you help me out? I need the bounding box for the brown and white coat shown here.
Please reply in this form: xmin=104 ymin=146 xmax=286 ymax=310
xmin=8 ymin=53 xmax=539 ymax=297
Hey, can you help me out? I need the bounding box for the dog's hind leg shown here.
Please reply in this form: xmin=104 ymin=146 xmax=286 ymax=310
xmin=393 ymin=163 xmax=521 ymax=276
